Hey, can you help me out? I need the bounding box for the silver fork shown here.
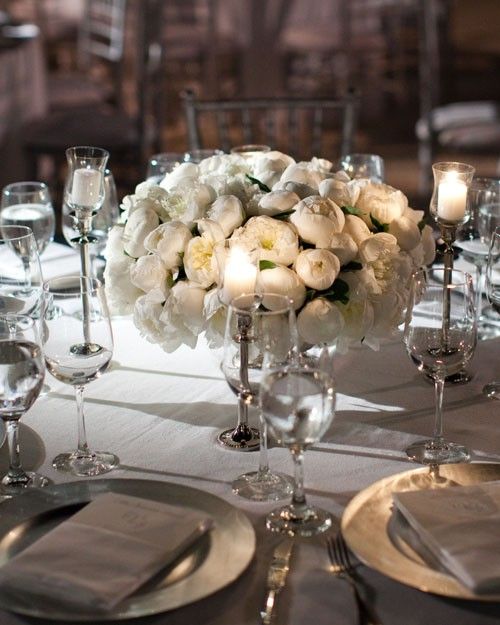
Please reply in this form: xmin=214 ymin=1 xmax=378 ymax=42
xmin=326 ymin=533 xmax=381 ymax=625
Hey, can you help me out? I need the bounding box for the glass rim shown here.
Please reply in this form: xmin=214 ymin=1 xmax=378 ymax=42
xmin=229 ymin=292 xmax=293 ymax=315
xmin=0 ymin=224 xmax=35 ymax=241
xmin=65 ymin=146 xmax=110 ymax=160
xmin=3 ymin=181 xmax=48 ymax=194
xmin=230 ymin=144 xmax=271 ymax=153
xmin=0 ymin=313 xmax=36 ymax=336
xmin=340 ymin=152 xmax=383 ymax=160
xmin=432 ymin=161 xmax=476 ymax=174
xmin=43 ymin=275 xmax=103 ymax=296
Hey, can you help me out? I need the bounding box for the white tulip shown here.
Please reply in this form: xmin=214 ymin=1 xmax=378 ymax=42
xmin=388 ymin=215 xmax=421 ymax=251
xmin=130 ymin=254 xmax=170 ymax=296
xmin=295 ymin=249 xmax=340 ymax=290
xmin=123 ymin=206 xmax=160 ymax=258
xmin=144 ymin=221 xmax=192 ymax=270
xmin=297 ymin=298 xmax=345 ymax=345
xmin=259 ymin=265 xmax=306 ymax=310
xmin=290 ymin=196 xmax=345 ymax=248
xmin=257 ymin=190 xmax=300 ymax=216
xmin=207 ymin=195 xmax=245 ymax=236
xmin=342 ymin=214 xmax=371 ymax=246
xmin=231 ymin=215 xmax=299 ymax=266
xmin=328 ymin=232 xmax=358 ymax=266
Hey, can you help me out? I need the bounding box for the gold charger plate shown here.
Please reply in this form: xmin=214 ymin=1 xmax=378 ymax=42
xmin=341 ymin=463 xmax=500 ymax=601
xmin=0 ymin=478 xmax=256 ymax=620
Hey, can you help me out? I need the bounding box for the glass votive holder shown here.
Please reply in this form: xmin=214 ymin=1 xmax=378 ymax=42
xmin=338 ymin=153 xmax=385 ymax=182
xmin=146 ymin=152 xmax=185 ymax=183
xmin=430 ymin=161 xmax=475 ymax=227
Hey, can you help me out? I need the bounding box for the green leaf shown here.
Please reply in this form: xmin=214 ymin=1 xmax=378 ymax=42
xmin=190 ymin=224 xmax=200 ymax=237
xmin=308 ymin=279 xmax=350 ymax=306
xmin=166 ymin=273 xmax=175 ymax=288
xmin=341 ymin=205 xmax=362 ymax=216
xmin=342 ymin=261 xmax=362 ymax=272
xmin=370 ymin=213 xmax=389 ymax=233
xmin=174 ymin=265 xmax=187 ymax=283
xmin=123 ymin=249 xmax=137 ymax=260
xmin=417 ymin=219 xmax=426 ymax=232
xmin=245 ymin=174 xmax=271 ymax=192
xmin=259 ymin=260 xmax=278 ymax=271
xmin=273 ymin=209 xmax=295 ymax=221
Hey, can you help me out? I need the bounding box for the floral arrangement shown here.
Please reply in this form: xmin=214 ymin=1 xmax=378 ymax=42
xmin=104 ymin=151 xmax=435 ymax=353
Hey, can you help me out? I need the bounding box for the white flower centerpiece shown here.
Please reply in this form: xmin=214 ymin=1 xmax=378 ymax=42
xmin=104 ymin=151 xmax=436 ymax=353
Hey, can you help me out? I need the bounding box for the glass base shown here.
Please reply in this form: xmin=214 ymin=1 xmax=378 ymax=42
xmin=217 ymin=427 xmax=260 ymax=451
xmin=425 ymin=370 xmax=473 ymax=385
xmin=406 ymin=439 xmax=470 ymax=465
xmin=232 ymin=470 xmax=293 ymax=501
xmin=266 ymin=504 xmax=335 ymax=537
xmin=483 ymin=382 xmax=500 ymax=400
xmin=0 ymin=471 xmax=50 ymax=496
xmin=53 ymin=450 xmax=119 ymax=476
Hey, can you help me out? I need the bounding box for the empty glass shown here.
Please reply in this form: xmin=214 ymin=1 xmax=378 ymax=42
xmin=338 ymin=153 xmax=385 ymax=182
xmin=483 ymin=227 xmax=500 ymax=399
xmin=1 ymin=182 xmax=55 ymax=255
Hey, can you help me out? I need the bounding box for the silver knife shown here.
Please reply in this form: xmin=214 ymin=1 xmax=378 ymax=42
xmin=261 ymin=539 xmax=294 ymax=625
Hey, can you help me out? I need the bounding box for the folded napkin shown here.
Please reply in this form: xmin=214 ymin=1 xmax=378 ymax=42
xmin=0 ymin=492 xmax=213 ymax=612
xmin=393 ymin=480 xmax=500 ymax=594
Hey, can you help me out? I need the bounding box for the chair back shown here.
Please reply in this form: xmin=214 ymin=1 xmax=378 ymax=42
xmin=182 ymin=89 xmax=358 ymax=160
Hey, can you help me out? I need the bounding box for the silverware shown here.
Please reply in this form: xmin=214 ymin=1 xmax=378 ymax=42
xmin=260 ymin=539 xmax=294 ymax=625
xmin=326 ymin=533 xmax=381 ymax=625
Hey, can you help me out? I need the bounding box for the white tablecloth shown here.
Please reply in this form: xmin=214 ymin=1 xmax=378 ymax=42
xmin=2 ymin=244 xmax=500 ymax=624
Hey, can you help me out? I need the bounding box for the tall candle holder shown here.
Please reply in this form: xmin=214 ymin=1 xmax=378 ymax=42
xmin=64 ymin=146 xmax=109 ymax=352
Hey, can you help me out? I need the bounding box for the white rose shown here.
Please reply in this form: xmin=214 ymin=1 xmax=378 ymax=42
xmin=130 ymin=254 xmax=170 ymax=296
xmin=259 ymin=265 xmax=306 ymax=310
xmin=279 ymin=163 xmax=323 ymax=190
xmin=123 ymin=207 xmax=160 ymax=258
xmin=207 ymin=195 xmax=245 ymax=237
xmin=257 ymin=191 xmax=300 ymax=217
xmin=160 ymin=162 xmax=199 ymax=190
xmin=342 ymin=214 xmax=371 ymax=246
xmin=184 ymin=219 xmax=224 ymax=287
xmin=355 ymin=182 xmax=408 ymax=226
xmin=388 ymin=215 xmax=421 ymax=251
xmin=297 ymin=298 xmax=345 ymax=345
xmin=319 ymin=178 xmax=360 ymax=208
xmin=104 ymin=255 xmax=142 ymax=315
xmin=328 ymin=232 xmax=358 ymax=266
xmin=294 ymin=249 xmax=340 ymax=290
xmin=231 ymin=215 xmax=299 ymax=266
xmin=144 ymin=221 xmax=192 ymax=270
xmin=290 ymin=196 xmax=345 ymax=248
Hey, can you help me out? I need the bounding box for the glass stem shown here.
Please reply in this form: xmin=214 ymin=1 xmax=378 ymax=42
xmin=75 ymin=385 xmax=92 ymax=457
xmin=5 ymin=419 xmax=29 ymax=482
xmin=475 ymin=263 xmax=484 ymax=322
xmin=432 ymin=376 xmax=445 ymax=444
xmin=290 ymin=447 xmax=307 ymax=515
xmin=257 ymin=412 xmax=270 ymax=477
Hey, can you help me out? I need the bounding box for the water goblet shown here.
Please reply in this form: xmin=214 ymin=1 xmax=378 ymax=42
xmin=42 ymin=275 xmax=118 ymax=476
xmin=483 ymin=227 xmax=500 ymax=399
xmin=1 ymin=182 xmax=55 ymax=256
xmin=222 ymin=293 xmax=295 ymax=501
xmin=404 ymin=268 xmax=476 ymax=465
xmin=338 ymin=153 xmax=385 ymax=182
xmin=0 ymin=314 xmax=48 ymax=495
xmin=261 ymin=353 xmax=336 ymax=536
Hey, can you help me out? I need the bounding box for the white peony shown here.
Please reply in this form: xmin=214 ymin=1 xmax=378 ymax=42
xmin=388 ymin=215 xmax=421 ymax=251
xmin=104 ymin=254 xmax=142 ymax=315
xmin=162 ymin=180 xmax=214 ymax=227
xmin=421 ymin=225 xmax=436 ymax=266
xmin=133 ymin=291 xmax=169 ymax=346
xmin=342 ymin=214 xmax=371 ymax=246
xmin=203 ymin=287 xmax=227 ymax=348
xmin=294 ymin=249 xmax=340 ymax=290
xmin=290 ymin=196 xmax=345 ymax=248
xmin=280 ymin=181 xmax=317 ymax=199
xmin=319 ymin=177 xmax=360 ymax=208
xmin=328 ymin=232 xmax=358 ymax=266
xmin=104 ymin=225 xmax=126 ymax=262
xmin=160 ymin=162 xmax=199 ymax=191
xmin=129 ymin=254 xmax=170 ymax=296
xmin=297 ymin=298 xmax=345 ymax=345
xmin=257 ymin=190 xmax=299 ymax=217
xmin=123 ymin=207 xmax=159 ymax=258
xmin=279 ymin=163 xmax=324 ymax=190
xmin=207 ymin=195 xmax=245 ymax=237
xmin=253 ymin=151 xmax=295 ymax=188
xmin=162 ymin=281 xmax=206 ymax=335
xmin=259 ymin=265 xmax=306 ymax=310
xmin=355 ymin=182 xmax=408 ymax=227
xmin=183 ymin=219 xmax=224 ymax=287
xmin=197 ymin=154 xmax=249 ymax=177
xmin=231 ymin=215 xmax=299 ymax=266
xmin=144 ymin=221 xmax=192 ymax=270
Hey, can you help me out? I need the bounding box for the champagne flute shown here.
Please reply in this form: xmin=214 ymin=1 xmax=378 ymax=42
xmin=42 ymin=276 xmax=118 ymax=476
xmin=483 ymin=227 xmax=500 ymax=399
xmin=1 ymin=182 xmax=55 ymax=256
xmin=261 ymin=347 xmax=336 ymax=536
xmin=0 ymin=314 xmax=48 ymax=495
xmin=404 ymin=268 xmax=476 ymax=464
xmin=222 ymin=293 xmax=294 ymax=501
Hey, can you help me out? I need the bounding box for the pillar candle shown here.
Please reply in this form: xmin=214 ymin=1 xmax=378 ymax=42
xmin=221 ymin=247 xmax=257 ymax=305
xmin=437 ymin=174 xmax=467 ymax=222
xmin=71 ymin=168 xmax=101 ymax=207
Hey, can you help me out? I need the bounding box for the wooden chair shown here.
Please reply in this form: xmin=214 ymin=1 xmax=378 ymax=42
xmin=182 ymin=89 xmax=358 ymax=161
xmin=416 ymin=0 xmax=500 ymax=194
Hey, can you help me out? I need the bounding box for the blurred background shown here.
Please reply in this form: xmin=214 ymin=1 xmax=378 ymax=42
xmin=0 ymin=0 xmax=499 ymax=211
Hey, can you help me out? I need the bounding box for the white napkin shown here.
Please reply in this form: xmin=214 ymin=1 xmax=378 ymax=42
xmin=393 ymin=480 xmax=500 ymax=594
xmin=0 ymin=492 xmax=213 ymax=612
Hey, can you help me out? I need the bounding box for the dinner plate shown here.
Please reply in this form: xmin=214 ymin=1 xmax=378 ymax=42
xmin=342 ymin=463 xmax=500 ymax=601
xmin=0 ymin=478 xmax=256 ymax=620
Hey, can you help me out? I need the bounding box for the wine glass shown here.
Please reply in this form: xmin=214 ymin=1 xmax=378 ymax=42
xmin=222 ymin=293 xmax=295 ymax=501
xmin=42 ymin=276 xmax=118 ymax=476
xmin=0 ymin=314 xmax=48 ymax=495
xmin=261 ymin=347 xmax=336 ymax=536
xmin=483 ymin=227 xmax=500 ymax=399
xmin=338 ymin=153 xmax=385 ymax=182
xmin=62 ymin=169 xmax=120 ymax=279
xmin=146 ymin=152 xmax=186 ymax=183
xmin=1 ymin=182 xmax=55 ymax=255
xmin=0 ymin=225 xmax=43 ymax=317
xmin=404 ymin=268 xmax=476 ymax=465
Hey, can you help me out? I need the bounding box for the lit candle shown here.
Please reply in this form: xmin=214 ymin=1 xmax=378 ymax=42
xmin=71 ymin=168 xmax=101 ymax=206
xmin=221 ymin=246 xmax=257 ymax=305
xmin=437 ymin=172 xmax=467 ymax=222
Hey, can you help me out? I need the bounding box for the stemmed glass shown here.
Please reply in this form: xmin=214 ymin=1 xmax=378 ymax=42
xmin=0 ymin=314 xmax=48 ymax=495
xmin=1 ymin=182 xmax=55 ymax=255
xmin=338 ymin=153 xmax=385 ymax=182
xmin=261 ymin=344 xmax=336 ymax=536
xmin=222 ymin=293 xmax=294 ymax=501
xmin=146 ymin=153 xmax=186 ymax=182
xmin=0 ymin=225 xmax=43 ymax=317
xmin=404 ymin=268 xmax=476 ymax=465
xmin=483 ymin=227 xmax=500 ymax=399
xmin=42 ymin=276 xmax=118 ymax=476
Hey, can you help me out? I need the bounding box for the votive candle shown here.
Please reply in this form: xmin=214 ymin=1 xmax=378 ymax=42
xmin=437 ymin=173 xmax=467 ymax=222
xmin=222 ymin=247 xmax=257 ymax=304
xmin=71 ymin=168 xmax=101 ymax=206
